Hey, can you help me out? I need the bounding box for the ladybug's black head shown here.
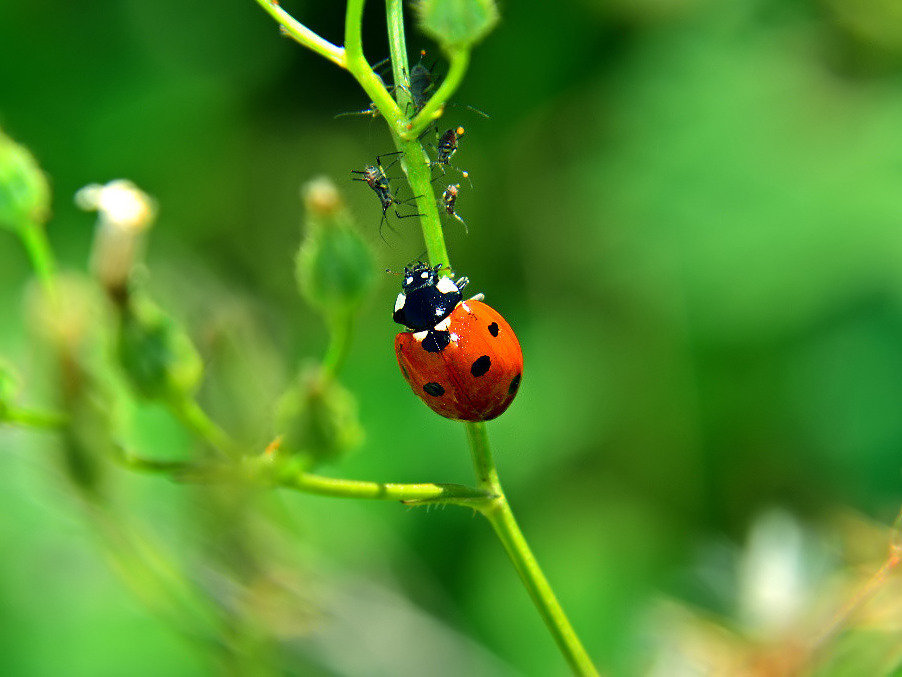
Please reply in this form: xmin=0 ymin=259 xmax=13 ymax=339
xmin=401 ymin=262 xmax=443 ymax=294
xmin=393 ymin=262 xmax=466 ymax=331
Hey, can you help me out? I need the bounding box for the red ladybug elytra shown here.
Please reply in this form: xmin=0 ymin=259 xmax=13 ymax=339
xmin=392 ymin=263 xmax=523 ymax=422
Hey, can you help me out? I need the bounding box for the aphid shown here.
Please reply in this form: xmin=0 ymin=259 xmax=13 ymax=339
xmin=441 ymin=184 xmax=468 ymax=233
xmin=407 ymin=50 xmax=436 ymax=114
xmin=351 ymin=153 xmax=421 ymax=235
xmin=334 ymin=102 xmax=380 ymax=119
xmin=436 ymin=126 xmax=465 ymax=167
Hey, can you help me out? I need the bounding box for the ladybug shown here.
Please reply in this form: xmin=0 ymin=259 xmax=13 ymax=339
xmin=393 ymin=263 xmax=523 ymax=421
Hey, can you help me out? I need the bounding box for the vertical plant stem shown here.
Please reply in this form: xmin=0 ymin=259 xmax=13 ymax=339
xmin=384 ymin=0 xmax=452 ymax=272
xmin=19 ymin=223 xmax=58 ymax=302
xmin=467 ymin=423 xmax=598 ymax=676
xmin=321 ymin=311 xmax=354 ymax=379
xmin=385 ymin=0 xmax=412 ymax=116
xmin=345 ymin=0 xmax=403 ymax=124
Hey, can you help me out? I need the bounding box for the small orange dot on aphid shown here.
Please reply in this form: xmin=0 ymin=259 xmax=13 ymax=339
xmin=456 ymin=126 xmax=465 ymax=136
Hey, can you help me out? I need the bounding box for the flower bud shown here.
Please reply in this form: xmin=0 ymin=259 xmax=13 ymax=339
xmin=76 ymin=179 xmax=156 ymax=302
xmin=276 ymin=364 xmax=363 ymax=466
xmin=116 ymin=294 xmax=203 ymax=403
xmin=296 ymin=177 xmax=375 ymax=318
xmin=0 ymin=128 xmax=50 ymax=233
xmin=416 ymin=0 xmax=499 ymax=50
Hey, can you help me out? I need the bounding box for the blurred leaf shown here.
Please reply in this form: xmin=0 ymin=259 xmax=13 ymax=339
xmin=416 ymin=0 xmax=499 ymax=50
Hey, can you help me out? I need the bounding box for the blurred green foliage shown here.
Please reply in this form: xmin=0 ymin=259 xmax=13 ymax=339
xmin=0 ymin=128 xmax=50 ymax=233
xmin=3 ymin=0 xmax=902 ymax=674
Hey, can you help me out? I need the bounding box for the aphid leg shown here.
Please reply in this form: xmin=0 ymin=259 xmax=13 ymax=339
xmin=335 ymin=104 xmax=380 ymax=119
xmin=394 ymin=209 xmax=424 ymax=219
xmin=376 ymin=150 xmax=404 ymax=172
xmin=451 ymin=211 xmax=469 ymax=234
xmin=370 ymin=56 xmax=391 ymax=73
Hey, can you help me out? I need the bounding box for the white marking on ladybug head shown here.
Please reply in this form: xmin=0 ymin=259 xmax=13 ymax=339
xmin=405 ymin=276 xmax=413 ymax=285
xmin=435 ymin=316 xmax=452 ymax=331
xmin=420 ymin=271 xmax=429 ymax=279
xmin=436 ymin=276 xmax=458 ymax=294
xmin=413 ymin=330 xmax=428 ymax=342
xmin=394 ymin=293 xmax=406 ymax=312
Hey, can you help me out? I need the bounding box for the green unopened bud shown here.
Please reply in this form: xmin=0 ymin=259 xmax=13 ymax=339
xmin=0 ymin=128 xmax=51 ymax=233
xmin=276 ymin=365 xmax=363 ymax=465
xmin=416 ymin=0 xmax=499 ymax=50
xmin=296 ymin=177 xmax=375 ymax=317
xmin=117 ymin=295 xmax=203 ymax=403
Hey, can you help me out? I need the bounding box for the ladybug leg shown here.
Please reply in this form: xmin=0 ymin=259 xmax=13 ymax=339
xmin=455 ymin=276 xmax=469 ymax=291
xmin=466 ymin=293 xmax=484 ymax=302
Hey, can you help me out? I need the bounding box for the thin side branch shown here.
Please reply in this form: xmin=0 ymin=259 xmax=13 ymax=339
xmin=254 ymin=0 xmax=347 ymax=68
xmin=345 ymin=0 xmax=403 ymax=124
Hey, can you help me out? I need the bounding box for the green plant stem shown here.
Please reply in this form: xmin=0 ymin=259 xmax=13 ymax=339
xmin=19 ymin=223 xmax=58 ymax=302
xmin=385 ymin=0 xmax=452 ymax=272
xmin=1 ymin=405 xmax=67 ymax=430
xmin=276 ymin=465 xmax=492 ymax=506
xmin=403 ymin=49 xmax=470 ymax=139
xmin=385 ymin=0 xmax=413 ymax=114
xmin=253 ymin=0 xmax=346 ymax=68
xmin=170 ymin=397 xmax=240 ymax=458
xmin=345 ymin=0 xmax=402 ymax=124
xmin=112 ymin=445 xmax=193 ymax=475
xmin=321 ymin=312 xmax=354 ymax=380
xmin=467 ymin=422 xmax=598 ymax=676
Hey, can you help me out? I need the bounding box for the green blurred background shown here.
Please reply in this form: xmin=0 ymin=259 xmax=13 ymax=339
xmin=3 ymin=0 xmax=902 ymax=674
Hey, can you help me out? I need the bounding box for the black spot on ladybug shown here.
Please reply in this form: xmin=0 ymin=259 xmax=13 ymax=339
xmin=422 ymin=330 xmax=451 ymax=353
xmin=508 ymin=373 xmax=521 ymax=396
xmin=488 ymin=322 xmax=499 ymax=337
xmin=470 ymin=355 xmax=491 ymax=377
xmin=423 ymin=382 xmax=445 ymax=397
